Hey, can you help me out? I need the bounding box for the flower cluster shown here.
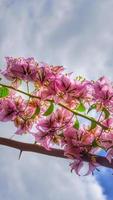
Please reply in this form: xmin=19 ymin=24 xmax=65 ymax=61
xmin=1 ymin=57 xmax=113 ymax=175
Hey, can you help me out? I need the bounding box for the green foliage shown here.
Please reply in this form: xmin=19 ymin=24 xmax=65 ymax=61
xmin=44 ymin=102 xmax=54 ymax=116
xmin=76 ymin=101 xmax=86 ymax=112
xmin=0 ymin=86 xmax=9 ymax=98
xmin=73 ymin=118 xmax=80 ymax=129
xmin=92 ymin=139 xmax=98 ymax=147
xmin=87 ymin=104 xmax=96 ymax=114
xmin=102 ymin=107 xmax=110 ymax=119
xmin=31 ymin=107 xmax=40 ymax=119
xmin=89 ymin=119 xmax=97 ymax=130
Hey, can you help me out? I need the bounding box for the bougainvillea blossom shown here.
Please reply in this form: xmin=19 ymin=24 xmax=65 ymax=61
xmin=0 ymin=57 xmax=113 ymax=175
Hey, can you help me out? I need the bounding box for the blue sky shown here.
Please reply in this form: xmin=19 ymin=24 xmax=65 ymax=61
xmin=0 ymin=0 xmax=113 ymax=199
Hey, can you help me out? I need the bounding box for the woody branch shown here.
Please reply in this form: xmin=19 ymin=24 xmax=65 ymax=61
xmin=0 ymin=137 xmax=113 ymax=169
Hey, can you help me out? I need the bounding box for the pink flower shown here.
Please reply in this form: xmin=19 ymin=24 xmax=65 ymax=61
xmin=50 ymin=65 xmax=64 ymax=74
xmin=36 ymin=108 xmax=73 ymax=135
xmin=64 ymin=127 xmax=85 ymax=158
xmin=85 ymin=158 xmax=100 ymax=175
xmin=103 ymin=118 xmax=113 ymax=129
xmin=70 ymin=159 xmax=84 ymax=176
xmin=63 ymin=126 xmax=101 ymax=161
xmin=93 ymin=76 xmax=113 ymax=108
xmin=106 ymin=148 xmax=113 ymax=163
xmin=39 ymin=80 xmax=57 ymax=99
xmin=0 ymin=99 xmax=18 ymax=122
xmin=35 ymin=63 xmax=62 ymax=87
xmin=33 ymin=108 xmax=73 ymax=149
xmin=15 ymin=118 xmax=33 ymax=135
xmin=53 ymin=75 xmax=93 ymax=105
xmin=36 ymin=66 xmax=64 ymax=99
xmin=99 ymin=130 xmax=113 ymax=150
xmin=39 ymin=74 xmax=77 ymax=103
xmin=33 ymin=131 xmax=51 ymax=150
xmin=54 ymin=75 xmax=77 ymax=103
xmin=34 ymin=114 xmax=56 ymax=149
xmin=54 ymin=108 xmax=73 ymax=128
xmin=36 ymin=114 xmax=56 ymax=132
xmin=2 ymin=57 xmax=38 ymax=81
xmin=70 ymin=157 xmax=100 ymax=176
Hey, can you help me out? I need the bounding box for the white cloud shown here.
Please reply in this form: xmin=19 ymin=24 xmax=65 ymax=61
xmin=0 ymin=0 xmax=113 ymax=199
xmin=0 ymin=146 xmax=107 ymax=200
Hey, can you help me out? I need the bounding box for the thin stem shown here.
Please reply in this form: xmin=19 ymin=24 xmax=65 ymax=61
xmin=0 ymin=83 xmax=108 ymax=130
xmin=24 ymin=81 xmax=31 ymax=111
xmin=58 ymin=103 xmax=107 ymax=130
xmin=0 ymin=83 xmax=38 ymax=98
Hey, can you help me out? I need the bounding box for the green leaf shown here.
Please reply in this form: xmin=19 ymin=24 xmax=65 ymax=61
xmin=102 ymin=107 xmax=110 ymax=119
xmin=87 ymin=104 xmax=96 ymax=114
xmin=31 ymin=107 xmax=40 ymax=119
xmin=0 ymin=86 xmax=9 ymax=98
xmin=76 ymin=101 xmax=86 ymax=112
xmin=89 ymin=119 xmax=97 ymax=130
xmin=92 ymin=139 xmax=98 ymax=148
xmin=44 ymin=102 xmax=54 ymax=116
xmin=73 ymin=118 xmax=80 ymax=129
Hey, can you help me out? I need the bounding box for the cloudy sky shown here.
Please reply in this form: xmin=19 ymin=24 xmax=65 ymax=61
xmin=0 ymin=0 xmax=113 ymax=199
